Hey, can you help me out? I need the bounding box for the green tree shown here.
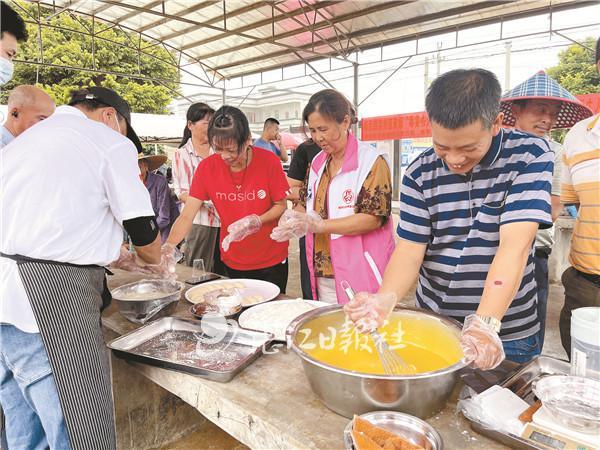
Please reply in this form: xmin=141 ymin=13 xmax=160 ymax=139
xmin=547 ymin=37 xmax=599 ymax=95
xmin=2 ymin=1 xmax=180 ymax=113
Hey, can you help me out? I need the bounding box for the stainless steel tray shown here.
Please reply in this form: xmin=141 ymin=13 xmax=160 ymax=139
xmin=108 ymin=317 xmax=274 ymax=382
xmin=465 ymin=356 xmax=571 ymax=450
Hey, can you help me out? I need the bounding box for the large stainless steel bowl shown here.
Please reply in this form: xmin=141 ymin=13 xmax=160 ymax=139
xmin=286 ymin=305 xmax=466 ymax=419
xmin=111 ymin=279 xmax=184 ymax=324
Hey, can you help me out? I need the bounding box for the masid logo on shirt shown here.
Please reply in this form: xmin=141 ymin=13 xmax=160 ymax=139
xmin=216 ymin=190 xmax=267 ymax=201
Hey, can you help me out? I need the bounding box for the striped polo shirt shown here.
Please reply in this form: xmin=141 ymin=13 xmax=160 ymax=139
xmin=561 ymin=114 xmax=600 ymax=275
xmin=398 ymin=129 xmax=554 ymax=340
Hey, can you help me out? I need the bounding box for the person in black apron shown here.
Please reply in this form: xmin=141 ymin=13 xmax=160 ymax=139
xmin=0 ymin=87 xmax=161 ymax=450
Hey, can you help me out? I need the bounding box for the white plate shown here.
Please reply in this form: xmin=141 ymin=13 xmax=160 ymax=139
xmin=238 ymin=299 xmax=327 ymax=341
xmin=184 ymin=278 xmax=280 ymax=306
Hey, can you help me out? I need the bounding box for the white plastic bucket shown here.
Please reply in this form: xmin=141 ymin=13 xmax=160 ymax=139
xmin=571 ymin=307 xmax=600 ymax=379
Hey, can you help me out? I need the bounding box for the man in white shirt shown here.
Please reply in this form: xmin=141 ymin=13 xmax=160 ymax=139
xmin=0 ymin=87 xmax=160 ymax=450
xmin=1 ymin=85 xmax=55 ymax=148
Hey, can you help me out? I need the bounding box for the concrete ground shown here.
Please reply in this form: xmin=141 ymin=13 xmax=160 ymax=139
xmin=162 ymin=235 xmax=569 ymax=449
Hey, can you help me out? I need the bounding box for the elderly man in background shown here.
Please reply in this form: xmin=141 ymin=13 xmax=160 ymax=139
xmin=500 ymin=71 xmax=593 ymax=350
xmin=1 ymin=85 xmax=56 ymax=148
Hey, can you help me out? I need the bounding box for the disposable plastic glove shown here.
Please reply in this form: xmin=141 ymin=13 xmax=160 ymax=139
xmin=145 ymin=243 xmax=183 ymax=279
xmin=222 ymin=214 xmax=262 ymax=252
xmin=109 ymin=245 xmax=154 ymax=274
xmin=460 ymin=314 xmax=505 ymax=370
xmin=270 ymin=210 xmax=325 ymax=242
xmin=343 ymin=291 xmax=398 ymax=333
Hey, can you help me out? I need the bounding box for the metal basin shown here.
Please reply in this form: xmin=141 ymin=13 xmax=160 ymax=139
xmin=111 ymin=279 xmax=184 ymax=324
xmin=286 ymin=305 xmax=466 ymax=419
xmin=343 ymin=411 xmax=444 ymax=449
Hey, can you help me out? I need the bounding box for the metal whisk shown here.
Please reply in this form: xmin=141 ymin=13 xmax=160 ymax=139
xmin=341 ymin=281 xmax=415 ymax=376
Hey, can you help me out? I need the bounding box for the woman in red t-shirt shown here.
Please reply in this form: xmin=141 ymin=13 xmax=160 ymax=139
xmin=165 ymin=106 xmax=290 ymax=292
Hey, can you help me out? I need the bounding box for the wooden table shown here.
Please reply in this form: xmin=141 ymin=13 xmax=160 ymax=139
xmin=103 ymin=266 xmax=509 ymax=449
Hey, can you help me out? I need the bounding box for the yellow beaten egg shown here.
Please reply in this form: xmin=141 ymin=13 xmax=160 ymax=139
xmin=296 ymin=310 xmax=463 ymax=375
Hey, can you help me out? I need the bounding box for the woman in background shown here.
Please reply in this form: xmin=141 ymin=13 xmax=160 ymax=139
xmin=271 ymin=89 xmax=395 ymax=303
xmin=172 ymin=102 xmax=225 ymax=274
xmin=165 ymin=106 xmax=290 ymax=292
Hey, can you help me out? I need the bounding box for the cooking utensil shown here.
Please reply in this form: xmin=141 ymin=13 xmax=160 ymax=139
xmin=238 ymin=299 xmax=326 ymax=341
xmin=341 ymin=280 xmax=414 ymax=376
xmin=286 ymin=305 xmax=466 ymax=419
xmin=343 ymin=411 xmax=444 ymax=450
xmin=110 ymin=279 xmax=183 ymax=324
xmin=108 ymin=317 xmax=273 ymax=382
xmin=464 ymin=355 xmax=572 ymax=450
xmin=532 ymin=374 xmax=600 ymax=433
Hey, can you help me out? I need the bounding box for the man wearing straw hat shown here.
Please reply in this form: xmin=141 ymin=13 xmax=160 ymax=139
xmin=500 ymin=70 xmax=593 ymax=350
xmin=138 ymin=152 xmax=178 ymax=243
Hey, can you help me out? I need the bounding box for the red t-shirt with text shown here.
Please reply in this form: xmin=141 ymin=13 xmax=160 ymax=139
xmin=189 ymin=147 xmax=289 ymax=270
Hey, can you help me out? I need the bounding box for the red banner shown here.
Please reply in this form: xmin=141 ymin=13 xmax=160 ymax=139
xmin=578 ymin=93 xmax=600 ymax=114
xmin=362 ymin=93 xmax=600 ymax=141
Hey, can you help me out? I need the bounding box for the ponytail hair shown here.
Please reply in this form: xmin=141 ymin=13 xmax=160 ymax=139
xmin=208 ymin=106 xmax=251 ymax=155
xmin=179 ymin=102 xmax=215 ymax=148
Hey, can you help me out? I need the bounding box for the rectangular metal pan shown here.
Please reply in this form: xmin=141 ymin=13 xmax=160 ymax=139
xmin=108 ymin=316 xmax=274 ymax=382
xmin=466 ymin=356 xmax=571 ymax=450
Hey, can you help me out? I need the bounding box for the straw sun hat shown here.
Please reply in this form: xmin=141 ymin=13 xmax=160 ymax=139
xmin=500 ymin=70 xmax=593 ymax=129
xmin=137 ymin=153 xmax=167 ymax=171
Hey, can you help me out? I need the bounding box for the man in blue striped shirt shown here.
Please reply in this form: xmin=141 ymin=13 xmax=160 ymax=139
xmin=346 ymin=69 xmax=554 ymax=370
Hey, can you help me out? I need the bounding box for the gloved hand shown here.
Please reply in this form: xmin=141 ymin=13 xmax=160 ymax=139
xmin=460 ymin=314 xmax=505 ymax=370
xmin=144 ymin=243 xmax=183 ymax=279
xmin=343 ymin=291 xmax=398 ymax=333
xmin=222 ymin=214 xmax=262 ymax=252
xmin=110 ymin=245 xmax=154 ymax=274
xmin=270 ymin=210 xmax=325 ymax=242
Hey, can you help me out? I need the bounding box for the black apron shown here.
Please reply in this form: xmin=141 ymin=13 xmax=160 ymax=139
xmin=2 ymin=253 xmax=116 ymax=450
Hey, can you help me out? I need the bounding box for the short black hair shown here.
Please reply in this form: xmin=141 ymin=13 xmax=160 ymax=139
xmin=596 ymin=37 xmax=600 ymax=64
xmin=208 ymin=106 xmax=251 ymax=155
xmin=1 ymin=1 xmax=28 ymax=41
xmin=425 ymin=69 xmax=501 ymax=129
xmin=263 ymin=117 xmax=280 ymax=129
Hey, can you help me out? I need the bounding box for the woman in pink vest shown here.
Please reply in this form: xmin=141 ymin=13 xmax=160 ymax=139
xmin=271 ymin=89 xmax=395 ymax=303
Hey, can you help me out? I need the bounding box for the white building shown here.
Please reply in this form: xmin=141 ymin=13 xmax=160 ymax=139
xmin=171 ymin=88 xmax=312 ymax=135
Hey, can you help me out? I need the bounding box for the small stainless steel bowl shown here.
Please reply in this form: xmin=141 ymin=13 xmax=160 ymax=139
xmin=111 ymin=279 xmax=183 ymax=324
xmin=343 ymin=411 xmax=444 ymax=450
xmin=189 ymin=303 xmax=242 ymax=319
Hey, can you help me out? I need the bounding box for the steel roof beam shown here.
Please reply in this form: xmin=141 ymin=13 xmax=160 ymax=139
xmin=223 ymin=0 xmax=594 ymax=79
xmin=90 ymin=0 xmax=121 ymax=16
xmin=138 ymin=1 xmax=220 ymax=34
xmin=117 ymin=0 xmax=164 ymax=23
xmin=34 ymin=1 xmax=223 ymax=84
xmin=155 ymin=1 xmax=270 ymax=40
xmin=214 ymin=0 xmax=514 ymax=71
xmin=196 ymin=0 xmax=406 ymax=61
xmin=178 ymin=0 xmax=340 ymax=50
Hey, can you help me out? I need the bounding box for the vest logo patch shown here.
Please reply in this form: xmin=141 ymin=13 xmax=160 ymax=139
xmin=342 ymin=189 xmax=354 ymax=204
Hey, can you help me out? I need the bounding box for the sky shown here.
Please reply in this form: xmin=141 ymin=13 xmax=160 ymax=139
xmin=179 ymin=3 xmax=600 ymax=120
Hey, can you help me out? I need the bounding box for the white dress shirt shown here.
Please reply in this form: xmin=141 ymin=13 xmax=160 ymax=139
xmin=0 ymin=105 xmax=154 ymax=332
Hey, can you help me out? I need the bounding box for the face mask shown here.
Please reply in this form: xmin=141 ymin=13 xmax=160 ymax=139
xmin=0 ymin=57 xmax=14 ymax=86
xmin=112 ymin=114 xmax=122 ymax=135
